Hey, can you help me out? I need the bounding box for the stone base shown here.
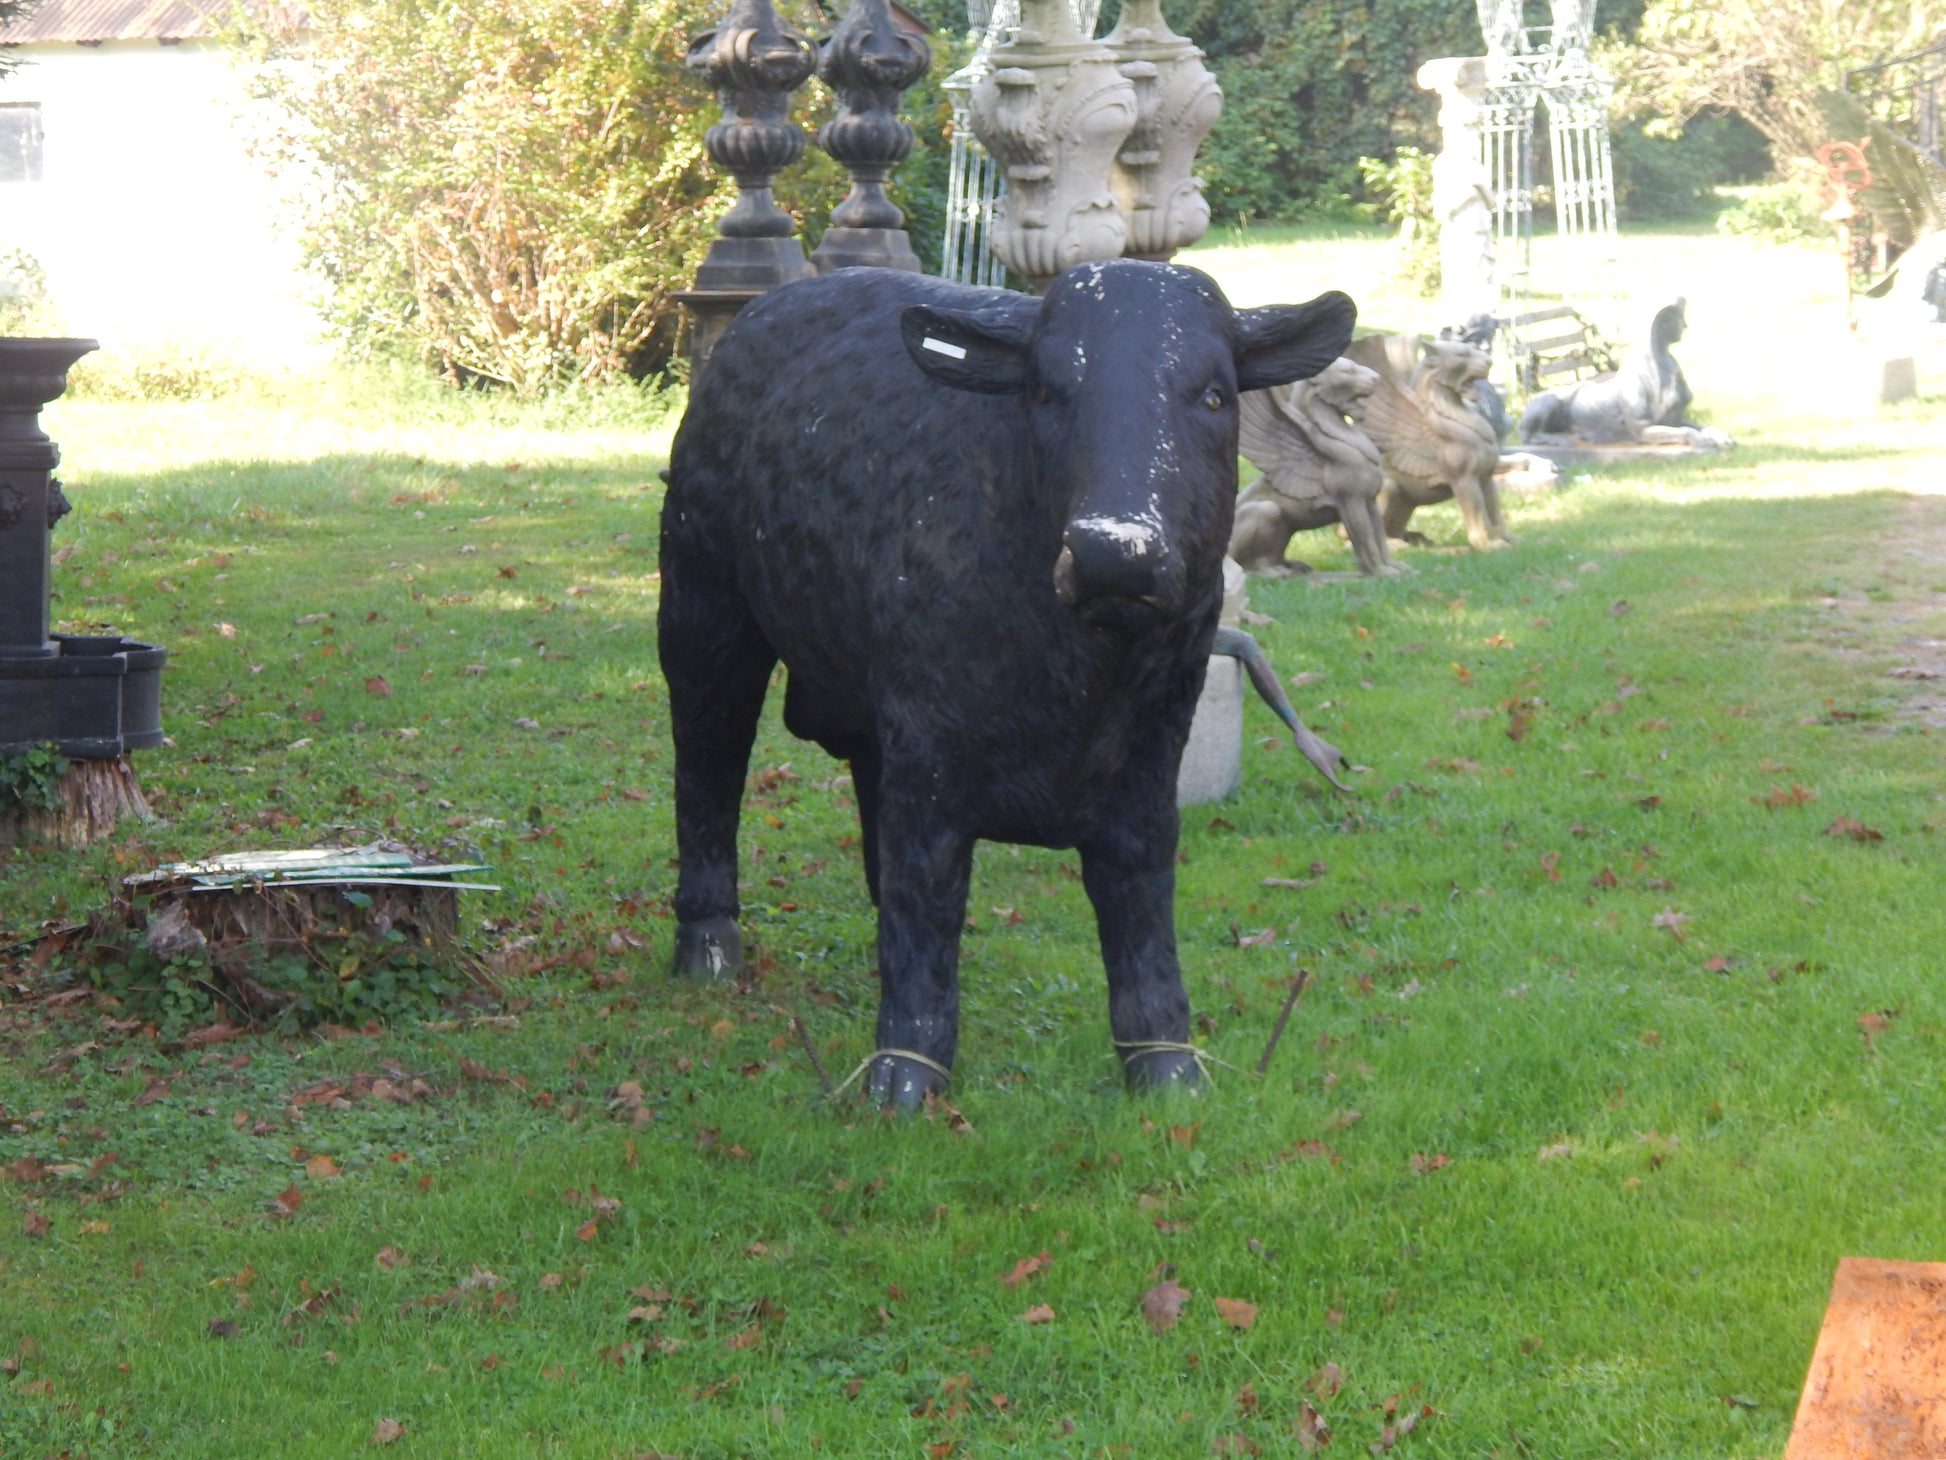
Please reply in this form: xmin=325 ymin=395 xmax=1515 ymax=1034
xmin=1496 ymin=451 xmax=1564 ymax=494
xmin=1177 ymin=655 xmax=1242 ymax=807
xmin=1517 ymin=440 xmax=1732 ymax=468
xmin=811 ymin=227 xmax=921 ymax=274
xmin=689 ymin=236 xmax=815 ymax=293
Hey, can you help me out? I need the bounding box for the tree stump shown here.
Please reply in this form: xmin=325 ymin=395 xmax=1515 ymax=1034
xmin=0 ymin=755 xmax=150 ymax=854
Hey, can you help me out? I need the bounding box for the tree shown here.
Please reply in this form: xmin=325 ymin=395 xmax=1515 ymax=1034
xmin=1615 ymin=0 xmax=1946 ymax=164
xmin=235 ymin=0 xmax=739 ymax=392
xmin=1 ymin=0 xmax=43 ymax=82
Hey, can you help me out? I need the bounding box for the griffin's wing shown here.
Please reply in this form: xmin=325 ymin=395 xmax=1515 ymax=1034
xmin=1348 ymin=368 xmax=1448 ymax=481
xmin=1820 ymin=89 xmax=1946 ymax=247
xmin=1238 ymin=386 xmax=1324 ymax=485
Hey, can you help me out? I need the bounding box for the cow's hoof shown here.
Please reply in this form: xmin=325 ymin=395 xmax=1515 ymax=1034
xmin=1121 ymin=1046 xmax=1204 ymax=1092
xmin=863 ymin=1053 xmax=948 ymax=1110
xmin=670 ymin=917 xmax=743 ymax=981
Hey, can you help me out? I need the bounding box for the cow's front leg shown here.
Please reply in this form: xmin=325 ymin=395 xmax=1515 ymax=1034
xmin=862 ymin=780 xmax=973 ymax=1108
xmin=1080 ymin=797 xmax=1196 ymax=1091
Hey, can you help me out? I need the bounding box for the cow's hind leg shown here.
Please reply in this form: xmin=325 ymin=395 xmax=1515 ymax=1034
xmin=659 ymin=541 xmax=776 ymax=981
xmin=1080 ymin=792 xmax=1197 ymax=1091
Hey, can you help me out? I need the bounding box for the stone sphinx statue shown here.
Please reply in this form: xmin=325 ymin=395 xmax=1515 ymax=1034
xmin=1232 ymin=357 xmax=1406 ymax=578
xmin=1518 ymin=298 xmax=1733 ymax=449
xmin=1344 ymin=332 xmax=1511 ymax=550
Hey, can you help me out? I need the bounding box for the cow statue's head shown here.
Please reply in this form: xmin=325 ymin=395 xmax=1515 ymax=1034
xmin=900 ymin=260 xmax=1354 ymax=631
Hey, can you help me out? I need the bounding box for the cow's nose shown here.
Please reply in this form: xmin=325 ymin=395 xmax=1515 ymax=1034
xmin=1060 ymin=518 xmax=1166 ymax=608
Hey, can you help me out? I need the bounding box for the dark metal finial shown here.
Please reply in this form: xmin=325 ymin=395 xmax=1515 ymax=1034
xmin=810 ymin=0 xmax=932 ymax=272
xmin=687 ymin=0 xmax=820 ymax=242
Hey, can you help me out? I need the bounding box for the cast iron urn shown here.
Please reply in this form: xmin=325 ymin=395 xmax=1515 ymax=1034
xmin=0 ymin=338 xmax=166 ymax=758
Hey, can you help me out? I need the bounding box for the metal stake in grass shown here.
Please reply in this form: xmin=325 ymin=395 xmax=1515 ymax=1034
xmin=792 ymin=1011 xmax=833 ymax=1098
xmin=1256 ymin=967 xmax=1312 ymax=1076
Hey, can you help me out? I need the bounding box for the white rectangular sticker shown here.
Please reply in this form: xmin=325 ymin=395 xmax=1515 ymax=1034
xmin=922 ymin=337 xmax=968 ymax=360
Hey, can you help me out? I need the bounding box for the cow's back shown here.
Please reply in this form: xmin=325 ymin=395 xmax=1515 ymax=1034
xmin=665 ymin=271 xmax=1061 ymax=755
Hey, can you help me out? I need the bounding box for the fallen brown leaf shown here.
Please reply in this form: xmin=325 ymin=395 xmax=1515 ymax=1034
xmin=1140 ymin=1278 xmax=1190 ymax=1335
xmin=268 ymin=1184 xmax=304 ymax=1219
xmin=1213 ymin=1296 xmax=1257 ymax=1329
xmin=305 ymin=1154 xmax=341 ymax=1180
xmin=1016 ymin=1303 xmax=1055 ymax=1324
xmin=1309 ymin=1361 xmax=1343 ymax=1399
xmin=1295 ymin=1400 xmax=1332 ymax=1450
xmin=372 ymin=1417 xmax=405 ymax=1444
xmin=1823 ymin=815 xmax=1884 ymax=843
xmin=22 ymin=1210 xmax=49 ymax=1238
xmin=998 ymin=1250 xmax=1051 ymax=1288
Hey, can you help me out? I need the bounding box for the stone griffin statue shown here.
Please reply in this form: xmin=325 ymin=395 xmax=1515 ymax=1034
xmin=1231 ymin=357 xmax=1406 ymax=578
xmin=1518 ymin=298 xmax=1733 ymax=449
xmin=1344 ymin=332 xmax=1511 ymax=550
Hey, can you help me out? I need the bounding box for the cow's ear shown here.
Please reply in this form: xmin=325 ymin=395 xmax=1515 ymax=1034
xmin=1234 ymin=292 xmax=1358 ymax=392
xmin=900 ymin=301 xmax=1035 ymax=394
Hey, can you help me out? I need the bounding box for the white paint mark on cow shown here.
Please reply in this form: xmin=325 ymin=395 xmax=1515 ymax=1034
xmin=923 ymin=337 xmax=968 ymax=360
xmin=1071 ymin=511 xmax=1164 ymax=556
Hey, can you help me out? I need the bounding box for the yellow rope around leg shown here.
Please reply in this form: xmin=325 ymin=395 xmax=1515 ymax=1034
xmin=830 ymin=1047 xmax=954 ymax=1101
xmin=1113 ymin=1040 xmax=1238 ymax=1085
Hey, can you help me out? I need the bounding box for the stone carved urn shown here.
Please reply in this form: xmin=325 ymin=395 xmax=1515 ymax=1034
xmin=969 ymin=0 xmax=1137 ymax=289
xmin=1102 ymin=0 xmax=1220 ymax=262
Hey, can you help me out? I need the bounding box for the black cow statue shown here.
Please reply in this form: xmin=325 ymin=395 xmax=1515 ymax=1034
xmin=660 ymin=260 xmax=1355 ymax=1106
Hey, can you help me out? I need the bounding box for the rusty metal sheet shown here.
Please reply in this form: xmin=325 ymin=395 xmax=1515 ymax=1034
xmin=1786 ymin=1257 xmax=1946 ymax=1458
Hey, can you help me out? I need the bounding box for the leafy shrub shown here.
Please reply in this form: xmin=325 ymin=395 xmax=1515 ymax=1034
xmin=1610 ymin=108 xmax=1771 ymax=222
xmin=86 ymin=899 xmax=469 ymax=1040
xmin=0 ymin=249 xmax=60 ymax=334
xmin=1358 ymin=147 xmax=1439 ymax=294
xmin=231 ymin=0 xmax=733 ymax=393
xmin=1716 ymin=176 xmax=1827 ymax=244
xmin=1 ymin=744 xmax=67 ymax=814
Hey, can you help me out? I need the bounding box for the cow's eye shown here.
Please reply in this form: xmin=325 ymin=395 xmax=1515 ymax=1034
xmin=1202 ymin=387 xmax=1226 ymax=411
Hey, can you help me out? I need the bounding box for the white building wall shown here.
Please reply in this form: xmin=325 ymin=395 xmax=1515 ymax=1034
xmin=0 ymin=39 xmax=324 ymax=365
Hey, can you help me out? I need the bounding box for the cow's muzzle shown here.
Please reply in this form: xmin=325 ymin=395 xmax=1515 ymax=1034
xmin=1055 ymin=517 xmax=1173 ymax=620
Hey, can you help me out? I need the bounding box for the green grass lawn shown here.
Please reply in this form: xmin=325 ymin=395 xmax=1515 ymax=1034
xmin=3 ymin=231 xmax=1945 ymax=1458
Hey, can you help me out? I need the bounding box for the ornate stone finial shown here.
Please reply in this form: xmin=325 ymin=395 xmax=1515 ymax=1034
xmin=969 ymin=0 xmax=1137 ymax=288
xmin=812 ymin=0 xmax=933 ymax=273
xmin=1101 ymin=0 xmax=1220 ymax=262
xmin=685 ymin=0 xmax=820 ymax=292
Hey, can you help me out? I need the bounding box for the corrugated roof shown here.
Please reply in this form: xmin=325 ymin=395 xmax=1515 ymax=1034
xmin=0 ymin=2 xmax=228 ymax=44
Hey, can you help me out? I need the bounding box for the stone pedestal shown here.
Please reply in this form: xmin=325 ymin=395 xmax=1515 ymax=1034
xmin=1417 ymin=56 xmax=1498 ymax=324
xmin=1177 ymin=655 xmax=1242 ymax=806
xmin=1177 ymin=557 xmax=1248 ymax=806
xmin=969 ymin=0 xmax=1137 ymax=289
xmin=1103 ymin=0 xmax=1220 ymax=262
